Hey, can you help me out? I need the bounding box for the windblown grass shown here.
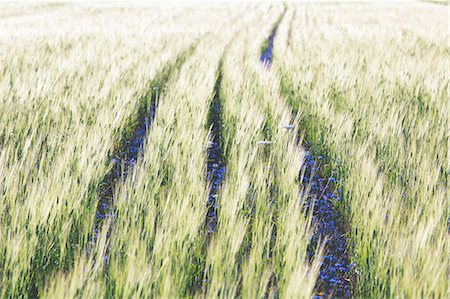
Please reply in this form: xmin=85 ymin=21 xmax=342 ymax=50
xmin=0 ymin=3 xmax=250 ymax=297
xmin=274 ymin=2 xmax=449 ymax=298
xmin=1 ymin=2 xmax=447 ymax=299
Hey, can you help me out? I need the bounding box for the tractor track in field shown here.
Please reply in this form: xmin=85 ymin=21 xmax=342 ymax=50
xmin=195 ymin=43 xmax=233 ymax=294
xmin=260 ymin=15 xmax=354 ymax=298
xmin=260 ymin=14 xmax=283 ymax=67
xmin=89 ymin=41 xmax=201 ymax=259
xmin=205 ymin=61 xmax=226 ymax=238
xmin=259 ymin=9 xmax=288 ymax=297
xmin=301 ymin=148 xmax=354 ymax=298
xmin=93 ymin=18 xmax=246 ymax=249
xmin=91 ymin=86 xmax=159 ymax=252
xmin=259 ymin=26 xmax=277 ymax=66
xmin=193 ymin=59 xmax=226 ymax=295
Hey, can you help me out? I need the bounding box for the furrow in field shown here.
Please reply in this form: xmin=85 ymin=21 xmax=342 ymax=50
xmin=259 ymin=8 xmax=286 ymax=67
xmin=301 ymin=151 xmax=353 ymax=298
xmin=198 ymin=10 xmax=263 ymax=294
xmin=91 ymin=85 xmax=159 ymax=250
xmin=275 ymin=3 xmax=448 ymax=297
xmin=90 ymin=41 xmax=201 ymax=255
xmin=205 ymin=61 xmax=226 ymax=237
xmin=92 ymin=10 xmax=253 ymax=298
xmin=240 ymin=5 xmax=324 ymax=294
xmin=260 ymin=6 xmax=353 ymax=298
xmin=203 ymin=5 xmax=323 ymax=298
xmin=1 ymin=4 xmax=227 ymax=295
xmin=108 ymin=35 xmax=227 ymax=298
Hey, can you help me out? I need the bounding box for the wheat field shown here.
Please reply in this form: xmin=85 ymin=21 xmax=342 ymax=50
xmin=0 ymin=1 xmax=448 ymax=298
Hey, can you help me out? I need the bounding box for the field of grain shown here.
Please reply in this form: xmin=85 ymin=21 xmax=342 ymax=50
xmin=0 ymin=2 xmax=448 ymax=298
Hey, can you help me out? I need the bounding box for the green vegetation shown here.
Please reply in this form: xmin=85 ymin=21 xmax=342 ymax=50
xmin=275 ymin=2 xmax=449 ymax=298
xmin=0 ymin=2 xmax=448 ymax=298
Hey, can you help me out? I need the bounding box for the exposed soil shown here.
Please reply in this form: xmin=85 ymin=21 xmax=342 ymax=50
xmin=260 ymin=8 xmax=286 ymax=67
xmin=90 ymin=88 xmax=160 ymax=251
xmin=90 ymin=41 xmax=201 ymax=254
xmin=302 ymin=149 xmax=353 ymax=298
xmin=260 ymin=18 xmax=354 ymax=298
xmin=260 ymin=26 xmax=277 ymax=66
xmin=205 ymin=66 xmax=226 ymax=236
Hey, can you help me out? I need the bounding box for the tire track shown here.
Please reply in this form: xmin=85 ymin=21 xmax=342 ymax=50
xmin=205 ymin=61 xmax=226 ymax=237
xmin=260 ymin=8 xmax=286 ymax=67
xmin=260 ymin=9 xmax=354 ymax=298
xmin=89 ymin=41 xmax=202 ymax=259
